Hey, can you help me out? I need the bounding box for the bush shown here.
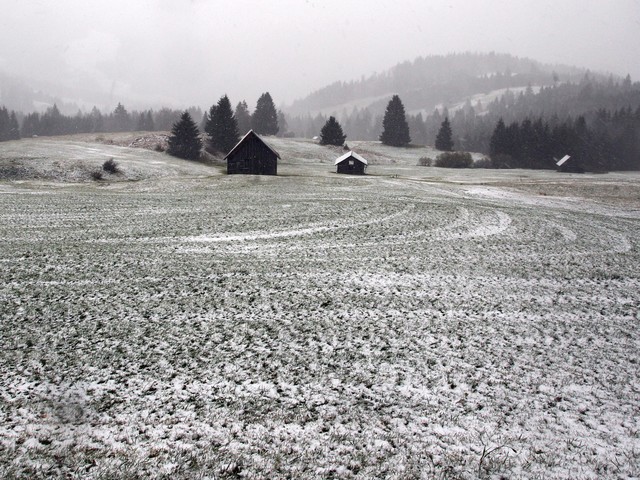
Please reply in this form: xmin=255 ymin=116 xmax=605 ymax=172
xmin=102 ymin=158 xmax=120 ymax=174
xmin=91 ymin=170 xmax=103 ymax=181
xmin=435 ymin=151 xmax=473 ymax=168
xmin=417 ymin=156 xmax=432 ymax=166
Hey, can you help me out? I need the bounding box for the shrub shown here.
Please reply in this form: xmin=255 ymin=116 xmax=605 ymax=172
xmin=154 ymin=143 xmax=165 ymax=152
xmin=417 ymin=156 xmax=432 ymax=166
xmin=435 ymin=151 xmax=473 ymax=168
xmin=91 ymin=170 xmax=103 ymax=181
xmin=102 ymin=158 xmax=120 ymax=174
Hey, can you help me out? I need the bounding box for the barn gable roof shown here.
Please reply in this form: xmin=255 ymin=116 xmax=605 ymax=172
xmin=334 ymin=150 xmax=368 ymax=166
xmin=224 ymin=130 xmax=281 ymax=160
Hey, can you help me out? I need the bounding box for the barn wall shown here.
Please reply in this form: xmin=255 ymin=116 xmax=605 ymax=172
xmin=336 ymin=160 xmax=366 ymax=174
xmin=227 ymin=136 xmax=277 ymax=175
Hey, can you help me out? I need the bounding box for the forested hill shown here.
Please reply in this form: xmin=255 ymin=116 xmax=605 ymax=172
xmin=286 ymin=52 xmax=594 ymax=117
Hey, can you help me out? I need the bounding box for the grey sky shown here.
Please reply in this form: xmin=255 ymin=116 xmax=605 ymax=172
xmin=1 ymin=0 xmax=639 ymax=110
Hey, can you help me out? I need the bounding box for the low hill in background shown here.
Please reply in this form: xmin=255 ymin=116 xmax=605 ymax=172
xmin=285 ymin=52 xmax=592 ymax=118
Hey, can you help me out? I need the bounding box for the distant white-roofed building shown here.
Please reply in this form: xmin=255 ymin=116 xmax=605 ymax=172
xmin=334 ymin=151 xmax=368 ymax=175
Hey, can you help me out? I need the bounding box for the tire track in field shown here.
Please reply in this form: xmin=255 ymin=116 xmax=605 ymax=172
xmin=181 ymin=202 xmax=415 ymax=244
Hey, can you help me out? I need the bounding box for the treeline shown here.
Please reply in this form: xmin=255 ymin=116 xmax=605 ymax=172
xmin=488 ymin=109 xmax=640 ymax=171
xmin=0 ymin=106 xmax=20 ymax=141
xmin=16 ymin=103 xmax=203 ymax=139
xmin=1 ymin=93 xmax=290 ymax=144
xmin=288 ymin=76 xmax=640 ymax=170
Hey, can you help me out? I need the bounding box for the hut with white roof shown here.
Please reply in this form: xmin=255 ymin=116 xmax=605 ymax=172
xmin=334 ymin=151 xmax=368 ymax=175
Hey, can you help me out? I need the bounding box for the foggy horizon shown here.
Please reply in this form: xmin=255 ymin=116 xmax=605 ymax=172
xmin=1 ymin=0 xmax=639 ymax=111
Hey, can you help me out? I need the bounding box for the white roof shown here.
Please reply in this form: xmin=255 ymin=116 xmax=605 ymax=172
xmin=334 ymin=150 xmax=368 ymax=166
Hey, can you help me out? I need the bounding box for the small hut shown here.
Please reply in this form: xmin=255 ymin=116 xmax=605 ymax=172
xmin=225 ymin=130 xmax=280 ymax=175
xmin=335 ymin=151 xmax=368 ymax=175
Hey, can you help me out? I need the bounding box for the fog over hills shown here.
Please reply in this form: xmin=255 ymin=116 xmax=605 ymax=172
xmin=1 ymin=0 xmax=638 ymax=115
xmin=0 ymin=52 xmax=612 ymax=117
xmin=284 ymin=52 xmax=595 ymax=117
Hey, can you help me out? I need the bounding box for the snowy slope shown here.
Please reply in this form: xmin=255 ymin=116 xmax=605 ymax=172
xmin=1 ymin=136 xmax=639 ymax=479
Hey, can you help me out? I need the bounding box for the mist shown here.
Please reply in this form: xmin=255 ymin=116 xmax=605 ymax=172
xmin=1 ymin=0 xmax=639 ymax=110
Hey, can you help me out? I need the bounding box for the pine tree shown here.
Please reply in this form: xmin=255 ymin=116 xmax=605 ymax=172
xmin=145 ymin=111 xmax=155 ymax=131
xmin=435 ymin=117 xmax=454 ymax=151
xmin=234 ymin=101 xmax=252 ymax=136
xmin=90 ymin=106 xmax=104 ymax=133
xmin=136 ymin=110 xmax=154 ymax=131
xmin=207 ymin=95 xmax=239 ymax=153
xmin=21 ymin=112 xmax=41 ymax=137
xmin=0 ymin=107 xmax=10 ymax=141
xmin=319 ymin=116 xmax=347 ymax=146
xmin=167 ymin=111 xmax=202 ymax=160
xmin=489 ymin=118 xmax=507 ymax=156
xmin=252 ymin=92 xmax=279 ymax=135
xmin=112 ymin=103 xmax=131 ymax=132
xmin=277 ymin=110 xmax=288 ymax=137
xmin=379 ymin=95 xmax=411 ymax=147
xmin=9 ymin=111 xmax=20 ymax=140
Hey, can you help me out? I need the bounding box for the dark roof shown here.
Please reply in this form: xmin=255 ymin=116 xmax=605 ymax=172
xmin=224 ymin=130 xmax=281 ymax=160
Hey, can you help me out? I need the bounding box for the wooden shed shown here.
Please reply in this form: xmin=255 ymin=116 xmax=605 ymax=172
xmin=335 ymin=150 xmax=368 ymax=175
xmin=225 ymin=130 xmax=280 ymax=175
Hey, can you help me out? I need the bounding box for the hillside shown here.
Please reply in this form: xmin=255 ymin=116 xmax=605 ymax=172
xmin=286 ymin=52 xmax=591 ymax=117
xmin=0 ymin=134 xmax=221 ymax=183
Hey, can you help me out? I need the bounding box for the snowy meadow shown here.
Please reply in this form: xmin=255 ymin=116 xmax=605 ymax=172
xmin=1 ymin=137 xmax=639 ymax=479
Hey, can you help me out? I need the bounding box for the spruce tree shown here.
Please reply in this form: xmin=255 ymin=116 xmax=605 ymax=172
xmin=435 ymin=117 xmax=454 ymax=151
xmin=319 ymin=116 xmax=347 ymax=146
xmin=21 ymin=112 xmax=41 ymax=138
xmin=167 ymin=111 xmax=202 ymax=160
xmin=207 ymin=95 xmax=239 ymax=153
xmin=234 ymin=101 xmax=252 ymax=136
xmin=112 ymin=103 xmax=131 ymax=132
xmin=0 ymin=107 xmax=9 ymax=142
xmin=9 ymin=112 xmax=20 ymax=140
xmin=489 ymin=118 xmax=507 ymax=156
xmin=380 ymin=95 xmax=411 ymax=147
xmin=252 ymin=92 xmax=279 ymax=135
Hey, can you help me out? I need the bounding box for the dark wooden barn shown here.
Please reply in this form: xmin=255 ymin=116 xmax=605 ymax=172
xmin=335 ymin=150 xmax=368 ymax=174
xmin=225 ymin=130 xmax=280 ymax=175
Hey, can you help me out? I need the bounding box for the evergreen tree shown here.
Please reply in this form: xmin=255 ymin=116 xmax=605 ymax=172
xmin=207 ymin=94 xmax=239 ymax=153
xmin=277 ymin=110 xmax=288 ymax=137
xmin=136 ymin=112 xmax=147 ymax=131
xmin=136 ymin=110 xmax=154 ymax=132
xmin=21 ymin=112 xmax=41 ymax=137
xmin=8 ymin=111 xmax=20 ymax=140
xmin=234 ymin=101 xmax=252 ymax=136
xmin=90 ymin=106 xmax=104 ymax=133
xmin=0 ymin=107 xmax=10 ymax=141
xmin=252 ymin=92 xmax=279 ymax=135
xmin=112 ymin=103 xmax=131 ymax=132
xmin=489 ymin=118 xmax=508 ymax=156
xmin=319 ymin=116 xmax=347 ymax=146
xmin=380 ymin=95 xmax=411 ymax=146
xmin=204 ymin=105 xmax=217 ymax=139
xmin=435 ymin=117 xmax=454 ymax=151
xmin=145 ymin=111 xmax=155 ymax=131
xmin=39 ymin=104 xmax=63 ymax=136
xmin=167 ymin=111 xmax=202 ymax=160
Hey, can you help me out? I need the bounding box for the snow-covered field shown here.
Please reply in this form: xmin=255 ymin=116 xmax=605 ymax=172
xmin=1 ymin=136 xmax=639 ymax=479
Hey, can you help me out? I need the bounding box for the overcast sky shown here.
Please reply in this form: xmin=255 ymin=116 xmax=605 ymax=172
xmin=1 ymin=0 xmax=639 ymax=110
